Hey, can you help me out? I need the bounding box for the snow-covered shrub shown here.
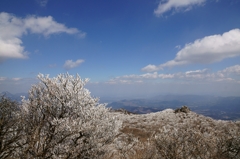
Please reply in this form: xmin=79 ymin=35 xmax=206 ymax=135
xmin=152 ymin=110 xmax=240 ymax=159
xmin=117 ymin=108 xmax=240 ymax=159
xmin=20 ymin=73 xmax=122 ymax=159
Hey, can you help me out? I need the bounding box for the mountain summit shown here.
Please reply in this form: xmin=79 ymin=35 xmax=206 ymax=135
xmin=108 ymin=107 xmax=240 ymax=159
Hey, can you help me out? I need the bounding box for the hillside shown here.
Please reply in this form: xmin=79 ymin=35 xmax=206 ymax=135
xmin=1 ymin=91 xmax=240 ymax=158
xmin=106 ymin=107 xmax=240 ymax=159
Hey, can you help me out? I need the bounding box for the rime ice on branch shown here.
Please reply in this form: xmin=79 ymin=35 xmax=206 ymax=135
xmin=20 ymin=73 xmax=122 ymax=159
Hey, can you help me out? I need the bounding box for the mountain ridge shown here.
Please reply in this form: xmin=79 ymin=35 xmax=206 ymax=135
xmin=108 ymin=95 xmax=240 ymax=120
xmin=108 ymin=106 xmax=240 ymax=159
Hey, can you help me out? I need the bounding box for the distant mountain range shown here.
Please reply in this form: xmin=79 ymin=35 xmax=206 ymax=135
xmin=2 ymin=92 xmax=240 ymax=121
xmin=0 ymin=91 xmax=28 ymax=102
xmin=108 ymin=95 xmax=240 ymax=121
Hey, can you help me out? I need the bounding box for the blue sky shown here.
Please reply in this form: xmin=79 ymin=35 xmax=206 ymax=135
xmin=0 ymin=0 xmax=240 ymax=98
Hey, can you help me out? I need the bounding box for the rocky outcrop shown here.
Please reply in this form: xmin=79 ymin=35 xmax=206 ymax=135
xmin=174 ymin=106 xmax=190 ymax=113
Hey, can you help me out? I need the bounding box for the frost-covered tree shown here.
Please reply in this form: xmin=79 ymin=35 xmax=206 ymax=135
xmin=0 ymin=96 xmax=22 ymax=159
xmin=20 ymin=73 xmax=122 ymax=159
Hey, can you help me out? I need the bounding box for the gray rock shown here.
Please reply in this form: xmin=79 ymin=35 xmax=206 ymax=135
xmin=174 ymin=106 xmax=190 ymax=113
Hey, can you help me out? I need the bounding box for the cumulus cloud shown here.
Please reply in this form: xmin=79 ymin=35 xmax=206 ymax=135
xmin=142 ymin=29 xmax=240 ymax=72
xmin=220 ymin=65 xmax=240 ymax=75
xmin=154 ymin=0 xmax=206 ymax=16
xmin=63 ymin=59 xmax=84 ymax=70
xmin=0 ymin=38 xmax=28 ymax=60
xmin=141 ymin=65 xmax=159 ymax=72
xmin=0 ymin=12 xmax=86 ymax=61
xmin=24 ymin=15 xmax=83 ymax=37
xmin=110 ymin=66 xmax=240 ymax=85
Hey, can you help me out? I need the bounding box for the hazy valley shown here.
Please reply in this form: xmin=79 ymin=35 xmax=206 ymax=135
xmin=3 ymin=91 xmax=240 ymax=121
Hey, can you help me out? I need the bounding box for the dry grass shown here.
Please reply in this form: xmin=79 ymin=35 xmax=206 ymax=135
xmin=121 ymin=126 xmax=151 ymax=142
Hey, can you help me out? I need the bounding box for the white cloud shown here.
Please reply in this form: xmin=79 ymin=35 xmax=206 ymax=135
xmin=0 ymin=38 xmax=28 ymax=60
xmin=142 ymin=29 xmax=240 ymax=72
xmin=109 ymin=66 xmax=240 ymax=85
xmin=64 ymin=59 xmax=84 ymax=70
xmin=36 ymin=0 xmax=49 ymax=7
xmin=220 ymin=65 xmax=240 ymax=75
xmin=175 ymin=45 xmax=181 ymax=49
xmin=154 ymin=0 xmax=206 ymax=16
xmin=88 ymin=80 xmax=240 ymax=98
xmin=158 ymin=73 xmax=175 ymax=79
xmin=141 ymin=64 xmax=160 ymax=72
xmin=107 ymin=72 xmax=173 ymax=84
xmin=0 ymin=12 xmax=86 ymax=61
xmin=12 ymin=78 xmax=22 ymax=81
xmin=140 ymin=72 xmax=159 ymax=79
xmin=24 ymin=16 xmax=84 ymax=37
xmin=0 ymin=77 xmax=7 ymax=81
xmin=1 ymin=67 xmax=239 ymax=97
xmin=185 ymin=68 xmax=209 ymax=75
xmin=218 ymin=65 xmax=240 ymax=77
